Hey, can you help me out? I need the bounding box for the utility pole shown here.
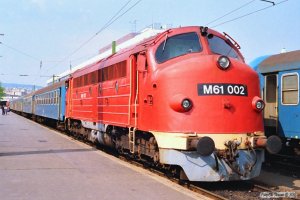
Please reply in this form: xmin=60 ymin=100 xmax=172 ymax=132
xmin=51 ymin=75 xmax=60 ymax=85
xmin=0 ymin=34 xmax=4 ymax=58
xmin=40 ymin=74 xmax=59 ymax=85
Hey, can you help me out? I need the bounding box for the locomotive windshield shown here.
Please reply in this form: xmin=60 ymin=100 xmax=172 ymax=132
xmin=208 ymin=36 xmax=241 ymax=60
xmin=155 ymin=32 xmax=202 ymax=63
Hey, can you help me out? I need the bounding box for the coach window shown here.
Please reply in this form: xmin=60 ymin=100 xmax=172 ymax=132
xmin=155 ymin=32 xmax=202 ymax=63
xmin=57 ymin=91 xmax=59 ymax=104
xmin=52 ymin=92 xmax=54 ymax=104
xmin=282 ymin=73 xmax=299 ymax=105
xmin=54 ymin=91 xmax=57 ymax=104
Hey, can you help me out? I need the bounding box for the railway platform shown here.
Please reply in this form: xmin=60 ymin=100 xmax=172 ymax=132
xmin=0 ymin=113 xmax=207 ymax=200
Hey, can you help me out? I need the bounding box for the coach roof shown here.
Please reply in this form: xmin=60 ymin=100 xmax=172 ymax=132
xmin=257 ymin=50 xmax=300 ymax=73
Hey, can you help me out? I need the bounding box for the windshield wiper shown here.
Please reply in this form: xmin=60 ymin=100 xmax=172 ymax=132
xmin=162 ymin=34 xmax=168 ymax=52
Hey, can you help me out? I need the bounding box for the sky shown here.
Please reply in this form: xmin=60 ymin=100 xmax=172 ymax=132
xmin=0 ymin=0 xmax=299 ymax=86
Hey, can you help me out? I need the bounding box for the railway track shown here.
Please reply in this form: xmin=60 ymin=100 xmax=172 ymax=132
xmin=264 ymin=153 xmax=300 ymax=178
xmin=121 ymin=154 xmax=294 ymax=200
xmin=72 ymin=136 xmax=291 ymax=200
xmin=20 ymin=114 xmax=299 ymax=200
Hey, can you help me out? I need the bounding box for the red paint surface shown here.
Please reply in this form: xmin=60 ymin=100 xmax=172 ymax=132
xmin=66 ymin=26 xmax=264 ymax=134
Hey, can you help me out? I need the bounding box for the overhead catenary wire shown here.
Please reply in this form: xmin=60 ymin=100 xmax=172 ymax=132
xmin=205 ymin=0 xmax=256 ymax=26
xmin=0 ymin=42 xmax=40 ymax=62
xmin=0 ymin=42 xmax=67 ymax=65
xmin=0 ymin=73 xmax=47 ymax=77
xmin=2 ymin=0 xmax=289 ymax=83
xmin=43 ymin=0 xmax=142 ymax=75
xmin=61 ymin=0 xmax=133 ymax=62
xmin=1 ymin=0 xmax=142 ymax=84
xmin=211 ymin=0 xmax=288 ymax=28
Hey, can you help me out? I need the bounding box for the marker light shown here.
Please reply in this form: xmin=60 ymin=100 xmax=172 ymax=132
xmin=217 ymin=56 xmax=230 ymax=70
xmin=182 ymin=99 xmax=193 ymax=111
xmin=256 ymin=101 xmax=264 ymax=110
xmin=252 ymin=96 xmax=265 ymax=112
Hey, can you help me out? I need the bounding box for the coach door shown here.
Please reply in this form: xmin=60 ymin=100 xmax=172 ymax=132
xmin=264 ymin=74 xmax=278 ymax=134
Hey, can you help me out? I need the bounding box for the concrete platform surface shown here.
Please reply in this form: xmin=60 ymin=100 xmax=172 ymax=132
xmin=0 ymin=113 xmax=208 ymax=200
xmin=255 ymin=170 xmax=300 ymax=196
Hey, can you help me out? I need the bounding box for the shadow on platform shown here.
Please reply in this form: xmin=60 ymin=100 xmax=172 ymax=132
xmin=0 ymin=148 xmax=96 ymax=157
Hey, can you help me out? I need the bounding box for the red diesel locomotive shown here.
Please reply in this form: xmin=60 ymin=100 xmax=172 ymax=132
xmin=62 ymin=26 xmax=281 ymax=181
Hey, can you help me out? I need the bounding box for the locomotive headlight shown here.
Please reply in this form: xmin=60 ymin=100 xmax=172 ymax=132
xmin=170 ymin=95 xmax=193 ymax=112
xmin=217 ymin=56 xmax=230 ymax=70
xmin=252 ymin=96 xmax=265 ymax=112
xmin=182 ymin=99 xmax=193 ymax=111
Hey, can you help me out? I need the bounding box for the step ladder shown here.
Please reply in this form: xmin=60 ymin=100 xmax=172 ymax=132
xmin=129 ymin=127 xmax=136 ymax=153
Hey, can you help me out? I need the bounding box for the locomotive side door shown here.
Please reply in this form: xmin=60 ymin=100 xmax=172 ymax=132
xmin=65 ymin=79 xmax=72 ymax=118
xmin=129 ymin=55 xmax=138 ymax=127
xmin=129 ymin=53 xmax=147 ymax=128
xmin=264 ymin=74 xmax=278 ymax=135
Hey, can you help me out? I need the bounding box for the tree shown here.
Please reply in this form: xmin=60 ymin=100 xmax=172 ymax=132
xmin=0 ymin=82 xmax=5 ymax=100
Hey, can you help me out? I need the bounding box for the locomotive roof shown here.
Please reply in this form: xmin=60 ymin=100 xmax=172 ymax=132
xmin=71 ymin=26 xmax=212 ymax=78
xmin=47 ymin=27 xmax=166 ymax=83
xmin=257 ymin=50 xmax=300 ymax=73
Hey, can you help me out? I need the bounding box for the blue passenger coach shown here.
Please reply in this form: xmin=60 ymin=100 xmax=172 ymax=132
xmin=251 ymin=50 xmax=300 ymax=149
xmin=10 ymin=98 xmax=23 ymax=113
xmin=33 ymin=81 xmax=66 ymax=121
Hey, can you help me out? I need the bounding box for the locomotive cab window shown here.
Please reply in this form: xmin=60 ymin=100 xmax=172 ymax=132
xmin=208 ymin=35 xmax=241 ymax=60
xmin=281 ymin=73 xmax=299 ymax=105
xmin=155 ymin=32 xmax=202 ymax=63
